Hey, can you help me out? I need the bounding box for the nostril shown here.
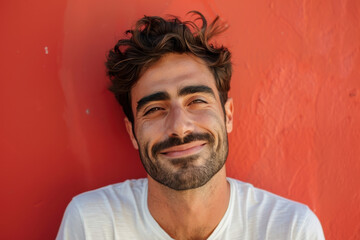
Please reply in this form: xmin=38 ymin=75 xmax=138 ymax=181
xmin=170 ymin=132 xmax=180 ymax=138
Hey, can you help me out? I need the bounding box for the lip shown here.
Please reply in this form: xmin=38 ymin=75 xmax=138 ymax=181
xmin=160 ymin=141 xmax=206 ymax=158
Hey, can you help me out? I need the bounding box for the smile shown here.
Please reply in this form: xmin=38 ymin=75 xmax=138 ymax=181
xmin=159 ymin=141 xmax=206 ymax=158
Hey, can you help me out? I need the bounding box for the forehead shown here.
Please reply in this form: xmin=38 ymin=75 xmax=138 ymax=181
xmin=130 ymin=53 xmax=217 ymax=104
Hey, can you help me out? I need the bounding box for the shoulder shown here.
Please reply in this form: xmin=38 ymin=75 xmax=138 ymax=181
xmin=72 ymin=178 xmax=147 ymax=207
xmin=227 ymin=178 xmax=325 ymax=239
xmin=228 ymin=177 xmax=311 ymax=214
xmin=69 ymin=178 xmax=148 ymax=222
xmin=56 ymin=178 xmax=148 ymax=240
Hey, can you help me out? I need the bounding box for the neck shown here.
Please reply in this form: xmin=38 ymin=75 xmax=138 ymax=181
xmin=147 ymin=167 xmax=230 ymax=240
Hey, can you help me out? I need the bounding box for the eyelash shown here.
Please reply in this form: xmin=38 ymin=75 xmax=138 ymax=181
xmin=190 ymin=99 xmax=207 ymax=105
xmin=143 ymin=99 xmax=208 ymax=116
xmin=144 ymin=107 xmax=164 ymax=116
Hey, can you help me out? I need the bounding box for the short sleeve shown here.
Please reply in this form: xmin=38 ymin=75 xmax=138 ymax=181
xmin=296 ymin=208 xmax=325 ymax=240
xmin=56 ymin=199 xmax=86 ymax=240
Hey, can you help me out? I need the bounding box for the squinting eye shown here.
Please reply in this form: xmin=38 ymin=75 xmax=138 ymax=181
xmin=144 ymin=107 xmax=163 ymax=116
xmin=190 ymin=99 xmax=207 ymax=105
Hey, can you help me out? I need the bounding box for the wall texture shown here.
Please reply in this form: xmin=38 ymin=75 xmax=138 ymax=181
xmin=1 ymin=0 xmax=359 ymax=239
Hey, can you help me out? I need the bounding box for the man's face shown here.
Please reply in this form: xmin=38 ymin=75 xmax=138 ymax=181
xmin=126 ymin=53 xmax=233 ymax=190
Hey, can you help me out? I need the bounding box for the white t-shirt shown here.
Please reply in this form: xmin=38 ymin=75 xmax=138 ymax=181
xmin=56 ymin=178 xmax=325 ymax=239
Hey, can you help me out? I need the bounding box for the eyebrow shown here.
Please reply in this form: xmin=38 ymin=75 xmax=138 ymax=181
xmin=136 ymin=85 xmax=216 ymax=114
xmin=136 ymin=92 xmax=170 ymax=113
xmin=178 ymin=85 xmax=215 ymax=97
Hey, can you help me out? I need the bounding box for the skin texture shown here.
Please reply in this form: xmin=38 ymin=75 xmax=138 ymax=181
xmin=125 ymin=53 xmax=234 ymax=239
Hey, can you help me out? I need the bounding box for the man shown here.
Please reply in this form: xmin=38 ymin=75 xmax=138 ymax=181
xmin=57 ymin=12 xmax=325 ymax=239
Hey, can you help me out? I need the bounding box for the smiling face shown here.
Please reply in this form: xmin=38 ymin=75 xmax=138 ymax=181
xmin=126 ymin=53 xmax=233 ymax=190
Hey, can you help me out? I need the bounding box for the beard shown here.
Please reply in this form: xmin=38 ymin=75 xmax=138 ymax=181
xmin=137 ymin=129 xmax=229 ymax=191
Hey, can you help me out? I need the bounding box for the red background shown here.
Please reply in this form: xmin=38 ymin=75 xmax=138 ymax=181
xmin=1 ymin=0 xmax=359 ymax=239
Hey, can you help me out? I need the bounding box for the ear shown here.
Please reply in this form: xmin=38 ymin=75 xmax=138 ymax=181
xmin=224 ymin=98 xmax=234 ymax=133
xmin=124 ymin=117 xmax=139 ymax=149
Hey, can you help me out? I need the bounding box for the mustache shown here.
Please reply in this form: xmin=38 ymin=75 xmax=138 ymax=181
xmin=151 ymin=133 xmax=214 ymax=157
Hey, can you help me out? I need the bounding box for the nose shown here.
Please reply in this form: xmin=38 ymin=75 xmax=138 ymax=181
xmin=165 ymin=104 xmax=194 ymax=138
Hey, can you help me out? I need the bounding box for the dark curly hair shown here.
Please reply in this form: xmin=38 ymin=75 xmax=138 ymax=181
xmin=106 ymin=11 xmax=232 ymax=124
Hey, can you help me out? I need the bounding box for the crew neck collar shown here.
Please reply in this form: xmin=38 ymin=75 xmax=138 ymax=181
xmin=142 ymin=178 xmax=235 ymax=240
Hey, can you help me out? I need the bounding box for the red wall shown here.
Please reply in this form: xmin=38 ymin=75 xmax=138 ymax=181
xmin=1 ymin=0 xmax=359 ymax=239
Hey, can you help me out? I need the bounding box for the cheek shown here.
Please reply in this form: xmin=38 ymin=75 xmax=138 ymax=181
xmin=191 ymin=109 xmax=225 ymax=130
xmin=194 ymin=110 xmax=227 ymax=149
xmin=135 ymin=120 xmax=165 ymax=146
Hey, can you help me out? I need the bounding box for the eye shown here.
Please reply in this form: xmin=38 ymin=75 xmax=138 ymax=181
xmin=189 ymin=99 xmax=207 ymax=105
xmin=144 ymin=107 xmax=164 ymax=116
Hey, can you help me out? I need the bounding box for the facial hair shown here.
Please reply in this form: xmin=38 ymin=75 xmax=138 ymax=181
xmin=137 ymin=129 xmax=229 ymax=191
